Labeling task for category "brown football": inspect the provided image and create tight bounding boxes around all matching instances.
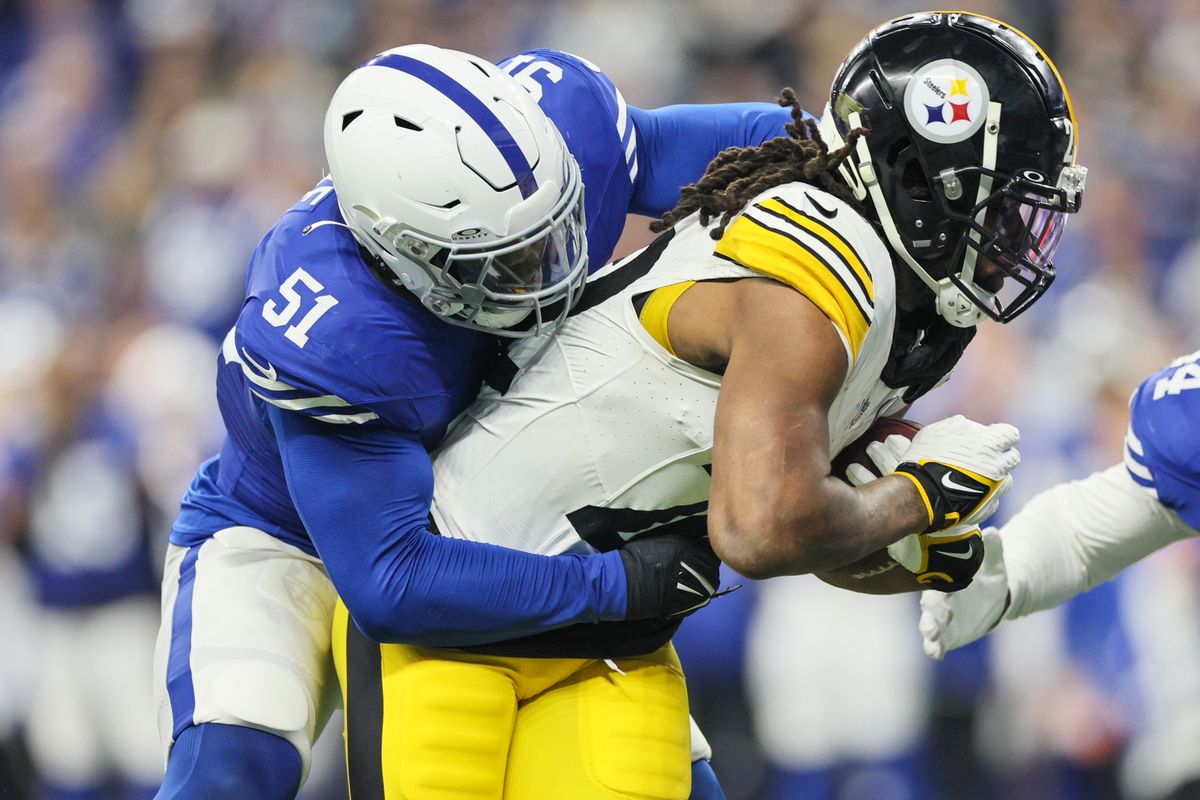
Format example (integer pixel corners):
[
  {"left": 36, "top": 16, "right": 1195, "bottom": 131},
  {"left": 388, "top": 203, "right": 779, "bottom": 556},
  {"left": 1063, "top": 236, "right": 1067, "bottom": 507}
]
[
  {"left": 830, "top": 417, "right": 923, "bottom": 483},
  {"left": 820, "top": 417, "right": 925, "bottom": 595}
]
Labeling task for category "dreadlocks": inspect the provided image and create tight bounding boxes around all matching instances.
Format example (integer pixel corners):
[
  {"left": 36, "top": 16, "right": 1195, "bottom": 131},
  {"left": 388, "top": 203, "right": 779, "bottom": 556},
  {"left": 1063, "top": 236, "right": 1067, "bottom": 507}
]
[{"left": 650, "top": 88, "right": 869, "bottom": 239}]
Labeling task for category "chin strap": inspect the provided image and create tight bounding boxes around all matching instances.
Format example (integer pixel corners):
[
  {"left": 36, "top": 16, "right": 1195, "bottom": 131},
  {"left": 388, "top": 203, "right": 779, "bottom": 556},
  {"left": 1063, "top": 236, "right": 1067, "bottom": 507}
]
[{"left": 818, "top": 104, "right": 1003, "bottom": 328}]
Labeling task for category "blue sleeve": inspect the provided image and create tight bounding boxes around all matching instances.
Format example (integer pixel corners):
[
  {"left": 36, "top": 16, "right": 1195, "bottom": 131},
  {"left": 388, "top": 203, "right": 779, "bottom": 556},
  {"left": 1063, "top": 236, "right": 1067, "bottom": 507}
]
[
  {"left": 267, "top": 405, "right": 628, "bottom": 645},
  {"left": 626, "top": 102, "right": 797, "bottom": 218}
]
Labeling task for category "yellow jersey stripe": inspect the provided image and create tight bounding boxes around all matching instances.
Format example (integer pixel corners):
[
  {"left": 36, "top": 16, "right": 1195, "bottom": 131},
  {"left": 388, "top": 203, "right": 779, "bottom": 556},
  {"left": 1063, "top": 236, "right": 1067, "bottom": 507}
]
[
  {"left": 638, "top": 280, "right": 696, "bottom": 356},
  {"left": 755, "top": 197, "right": 875, "bottom": 305},
  {"left": 714, "top": 214, "right": 871, "bottom": 361},
  {"left": 735, "top": 212, "right": 873, "bottom": 326}
]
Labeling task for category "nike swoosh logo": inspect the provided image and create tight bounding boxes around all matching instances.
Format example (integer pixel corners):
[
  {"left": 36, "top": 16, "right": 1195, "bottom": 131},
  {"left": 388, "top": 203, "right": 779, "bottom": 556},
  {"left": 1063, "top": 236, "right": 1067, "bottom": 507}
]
[
  {"left": 941, "top": 472, "right": 984, "bottom": 494},
  {"left": 807, "top": 195, "right": 838, "bottom": 220},
  {"left": 942, "top": 546, "right": 977, "bottom": 560}
]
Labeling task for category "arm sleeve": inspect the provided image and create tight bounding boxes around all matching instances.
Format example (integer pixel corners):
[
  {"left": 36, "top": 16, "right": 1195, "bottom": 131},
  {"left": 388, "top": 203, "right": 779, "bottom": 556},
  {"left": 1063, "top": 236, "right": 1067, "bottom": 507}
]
[
  {"left": 627, "top": 102, "right": 796, "bottom": 217},
  {"left": 267, "top": 406, "right": 628, "bottom": 645},
  {"left": 1002, "top": 464, "right": 1197, "bottom": 620}
]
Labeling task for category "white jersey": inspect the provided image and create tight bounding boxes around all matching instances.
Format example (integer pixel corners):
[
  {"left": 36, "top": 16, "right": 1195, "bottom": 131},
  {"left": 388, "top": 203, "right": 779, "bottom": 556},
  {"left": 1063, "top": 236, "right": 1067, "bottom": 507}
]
[{"left": 431, "top": 182, "right": 907, "bottom": 555}]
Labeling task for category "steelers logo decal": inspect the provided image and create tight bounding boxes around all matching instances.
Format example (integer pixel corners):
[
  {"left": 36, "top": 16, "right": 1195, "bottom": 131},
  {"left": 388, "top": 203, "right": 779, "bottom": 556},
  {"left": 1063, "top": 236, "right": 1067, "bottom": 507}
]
[{"left": 903, "top": 59, "right": 990, "bottom": 144}]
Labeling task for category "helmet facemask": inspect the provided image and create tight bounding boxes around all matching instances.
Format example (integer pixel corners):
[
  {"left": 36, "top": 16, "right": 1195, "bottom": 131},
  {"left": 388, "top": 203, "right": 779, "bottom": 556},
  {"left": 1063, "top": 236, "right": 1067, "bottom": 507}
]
[
  {"left": 348, "top": 160, "right": 588, "bottom": 337},
  {"left": 938, "top": 163, "right": 1084, "bottom": 323}
]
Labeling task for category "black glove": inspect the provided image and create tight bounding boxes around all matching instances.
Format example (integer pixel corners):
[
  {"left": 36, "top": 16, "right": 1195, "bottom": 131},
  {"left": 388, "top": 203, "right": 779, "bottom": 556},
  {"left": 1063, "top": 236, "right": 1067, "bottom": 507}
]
[
  {"left": 901, "top": 528, "right": 986, "bottom": 593},
  {"left": 619, "top": 529, "right": 722, "bottom": 620},
  {"left": 894, "top": 460, "right": 1007, "bottom": 532},
  {"left": 881, "top": 310, "right": 977, "bottom": 404}
]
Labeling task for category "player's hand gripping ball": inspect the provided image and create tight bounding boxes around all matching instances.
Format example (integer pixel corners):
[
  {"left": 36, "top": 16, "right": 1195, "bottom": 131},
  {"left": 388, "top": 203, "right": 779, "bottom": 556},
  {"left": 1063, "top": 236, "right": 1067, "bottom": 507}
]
[{"left": 826, "top": 418, "right": 986, "bottom": 594}]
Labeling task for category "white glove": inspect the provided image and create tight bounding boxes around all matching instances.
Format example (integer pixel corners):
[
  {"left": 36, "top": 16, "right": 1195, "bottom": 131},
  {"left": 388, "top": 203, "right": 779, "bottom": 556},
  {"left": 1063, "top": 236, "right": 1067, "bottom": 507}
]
[
  {"left": 893, "top": 415, "right": 1020, "bottom": 532},
  {"left": 901, "top": 415, "right": 1021, "bottom": 480},
  {"left": 844, "top": 434, "right": 909, "bottom": 488},
  {"left": 918, "top": 528, "right": 1010, "bottom": 659},
  {"left": 886, "top": 522, "right": 978, "bottom": 573}
]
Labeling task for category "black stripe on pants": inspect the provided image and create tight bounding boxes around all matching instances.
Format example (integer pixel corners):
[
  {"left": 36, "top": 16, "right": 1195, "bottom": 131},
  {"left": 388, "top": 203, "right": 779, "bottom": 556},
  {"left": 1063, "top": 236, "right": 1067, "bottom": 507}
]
[{"left": 345, "top": 619, "right": 385, "bottom": 800}]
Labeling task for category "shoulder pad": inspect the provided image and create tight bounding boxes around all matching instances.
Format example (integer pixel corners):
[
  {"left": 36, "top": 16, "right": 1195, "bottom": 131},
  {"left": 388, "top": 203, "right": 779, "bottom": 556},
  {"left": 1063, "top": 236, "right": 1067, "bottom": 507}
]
[
  {"left": 714, "top": 183, "right": 890, "bottom": 364},
  {"left": 498, "top": 49, "right": 638, "bottom": 270},
  {"left": 499, "top": 49, "right": 637, "bottom": 190}
]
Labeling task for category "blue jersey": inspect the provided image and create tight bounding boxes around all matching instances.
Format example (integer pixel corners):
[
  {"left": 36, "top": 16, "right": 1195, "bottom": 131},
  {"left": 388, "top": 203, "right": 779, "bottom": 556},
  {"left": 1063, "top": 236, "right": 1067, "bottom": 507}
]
[
  {"left": 170, "top": 49, "right": 791, "bottom": 643},
  {"left": 1124, "top": 350, "right": 1200, "bottom": 530},
  {"left": 171, "top": 181, "right": 499, "bottom": 551}
]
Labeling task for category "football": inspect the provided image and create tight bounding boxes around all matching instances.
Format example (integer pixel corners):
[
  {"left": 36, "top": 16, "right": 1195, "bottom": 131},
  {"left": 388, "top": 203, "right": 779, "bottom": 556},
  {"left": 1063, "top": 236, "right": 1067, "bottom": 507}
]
[
  {"left": 830, "top": 417, "right": 923, "bottom": 483},
  {"left": 819, "top": 417, "right": 925, "bottom": 595}
]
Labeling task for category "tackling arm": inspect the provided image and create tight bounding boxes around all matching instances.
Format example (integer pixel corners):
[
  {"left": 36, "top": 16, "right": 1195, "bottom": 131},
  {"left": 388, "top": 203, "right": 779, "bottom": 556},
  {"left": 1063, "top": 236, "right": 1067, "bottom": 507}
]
[
  {"left": 919, "top": 464, "right": 1197, "bottom": 659},
  {"left": 627, "top": 103, "right": 793, "bottom": 217},
  {"left": 269, "top": 406, "right": 628, "bottom": 646}
]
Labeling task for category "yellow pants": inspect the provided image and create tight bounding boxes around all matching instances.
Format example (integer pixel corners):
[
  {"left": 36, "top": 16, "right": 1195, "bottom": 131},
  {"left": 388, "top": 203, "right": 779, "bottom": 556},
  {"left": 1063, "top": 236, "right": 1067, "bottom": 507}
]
[{"left": 332, "top": 601, "right": 692, "bottom": 800}]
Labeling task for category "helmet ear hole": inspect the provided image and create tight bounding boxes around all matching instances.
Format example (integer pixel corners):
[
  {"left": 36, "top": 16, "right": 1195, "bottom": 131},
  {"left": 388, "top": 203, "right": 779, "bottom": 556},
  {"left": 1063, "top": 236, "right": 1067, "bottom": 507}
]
[
  {"left": 900, "top": 157, "right": 932, "bottom": 201},
  {"left": 886, "top": 139, "right": 932, "bottom": 202}
]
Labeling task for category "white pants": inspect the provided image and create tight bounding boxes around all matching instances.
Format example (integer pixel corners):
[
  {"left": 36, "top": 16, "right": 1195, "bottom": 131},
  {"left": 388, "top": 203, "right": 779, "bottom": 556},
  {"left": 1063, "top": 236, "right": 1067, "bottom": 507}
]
[
  {"left": 26, "top": 595, "right": 162, "bottom": 788},
  {"left": 152, "top": 526, "right": 339, "bottom": 778}
]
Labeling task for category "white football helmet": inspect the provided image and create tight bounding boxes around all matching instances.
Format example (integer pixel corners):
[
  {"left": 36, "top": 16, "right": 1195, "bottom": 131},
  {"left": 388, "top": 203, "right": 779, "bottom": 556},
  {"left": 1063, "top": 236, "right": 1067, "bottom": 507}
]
[{"left": 323, "top": 44, "right": 587, "bottom": 336}]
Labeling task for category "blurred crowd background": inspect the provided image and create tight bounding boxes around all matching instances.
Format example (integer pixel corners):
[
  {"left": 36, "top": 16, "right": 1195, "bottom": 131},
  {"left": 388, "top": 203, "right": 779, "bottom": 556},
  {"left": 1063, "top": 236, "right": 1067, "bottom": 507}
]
[{"left": 0, "top": 0, "right": 1198, "bottom": 798}]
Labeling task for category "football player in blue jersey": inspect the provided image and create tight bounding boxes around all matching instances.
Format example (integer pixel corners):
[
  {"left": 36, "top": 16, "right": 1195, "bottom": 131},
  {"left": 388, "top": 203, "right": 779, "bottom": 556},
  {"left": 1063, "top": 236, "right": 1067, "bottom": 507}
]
[
  {"left": 152, "top": 44, "right": 799, "bottom": 800},
  {"left": 917, "top": 349, "right": 1200, "bottom": 658}
]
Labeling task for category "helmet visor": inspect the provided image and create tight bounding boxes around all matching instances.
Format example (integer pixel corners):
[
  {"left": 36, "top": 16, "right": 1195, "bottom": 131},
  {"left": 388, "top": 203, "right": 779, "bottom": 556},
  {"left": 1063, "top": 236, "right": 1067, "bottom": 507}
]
[
  {"left": 955, "top": 174, "right": 1070, "bottom": 322},
  {"left": 443, "top": 201, "right": 585, "bottom": 298},
  {"left": 986, "top": 188, "right": 1068, "bottom": 272}
]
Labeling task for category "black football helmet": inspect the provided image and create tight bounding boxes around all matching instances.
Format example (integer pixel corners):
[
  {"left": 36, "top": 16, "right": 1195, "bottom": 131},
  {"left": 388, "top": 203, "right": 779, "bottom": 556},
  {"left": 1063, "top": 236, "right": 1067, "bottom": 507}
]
[{"left": 817, "top": 11, "right": 1087, "bottom": 326}]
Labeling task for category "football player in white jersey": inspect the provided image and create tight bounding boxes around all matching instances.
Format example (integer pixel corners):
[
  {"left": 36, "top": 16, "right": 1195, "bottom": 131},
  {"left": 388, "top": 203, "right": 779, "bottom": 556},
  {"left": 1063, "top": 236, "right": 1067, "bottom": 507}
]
[
  {"left": 918, "top": 350, "right": 1200, "bottom": 660},
  {"left": 332, "top": 12, "right": 1086, "bottom": 800}
]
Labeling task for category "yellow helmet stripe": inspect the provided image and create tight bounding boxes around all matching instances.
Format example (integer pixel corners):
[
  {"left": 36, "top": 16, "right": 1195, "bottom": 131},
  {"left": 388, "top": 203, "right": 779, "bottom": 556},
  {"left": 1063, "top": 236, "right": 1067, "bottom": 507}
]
[{"left": 937, "top": 11, "right": 1078, "bottom": 156}]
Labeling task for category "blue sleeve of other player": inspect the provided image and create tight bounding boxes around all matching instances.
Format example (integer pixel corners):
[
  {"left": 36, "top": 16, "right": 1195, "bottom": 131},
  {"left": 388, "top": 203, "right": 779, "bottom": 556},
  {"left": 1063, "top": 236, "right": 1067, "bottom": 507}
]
[
  {"left": 267, "top": 406, "right": 628, "bottom": 645},
  {"left": 626, "top": 102, "right": 796, "bottom": 218}
]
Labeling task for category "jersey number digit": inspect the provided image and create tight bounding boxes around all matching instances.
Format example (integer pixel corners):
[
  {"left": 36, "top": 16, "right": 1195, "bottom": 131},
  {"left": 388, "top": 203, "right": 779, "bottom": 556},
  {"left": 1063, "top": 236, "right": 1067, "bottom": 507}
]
[
  {"left": 262, "top": 267, "right": 338, "bottom": 348},
  {"left": 501, "top": 55, "right": 563, "bottom": 103},
  {"left": 301, "top": 183, "right": 333, "bottom": 207},
  {"left": 1154, "top": 360, "right": 1200, "bottom": 400}
]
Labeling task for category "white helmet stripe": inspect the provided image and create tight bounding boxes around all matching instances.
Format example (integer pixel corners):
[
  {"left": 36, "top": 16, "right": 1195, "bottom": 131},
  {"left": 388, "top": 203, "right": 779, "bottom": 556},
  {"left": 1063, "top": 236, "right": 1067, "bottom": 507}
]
[{"left": 362, "top": 53, "right": 539, "bottom": 198}]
